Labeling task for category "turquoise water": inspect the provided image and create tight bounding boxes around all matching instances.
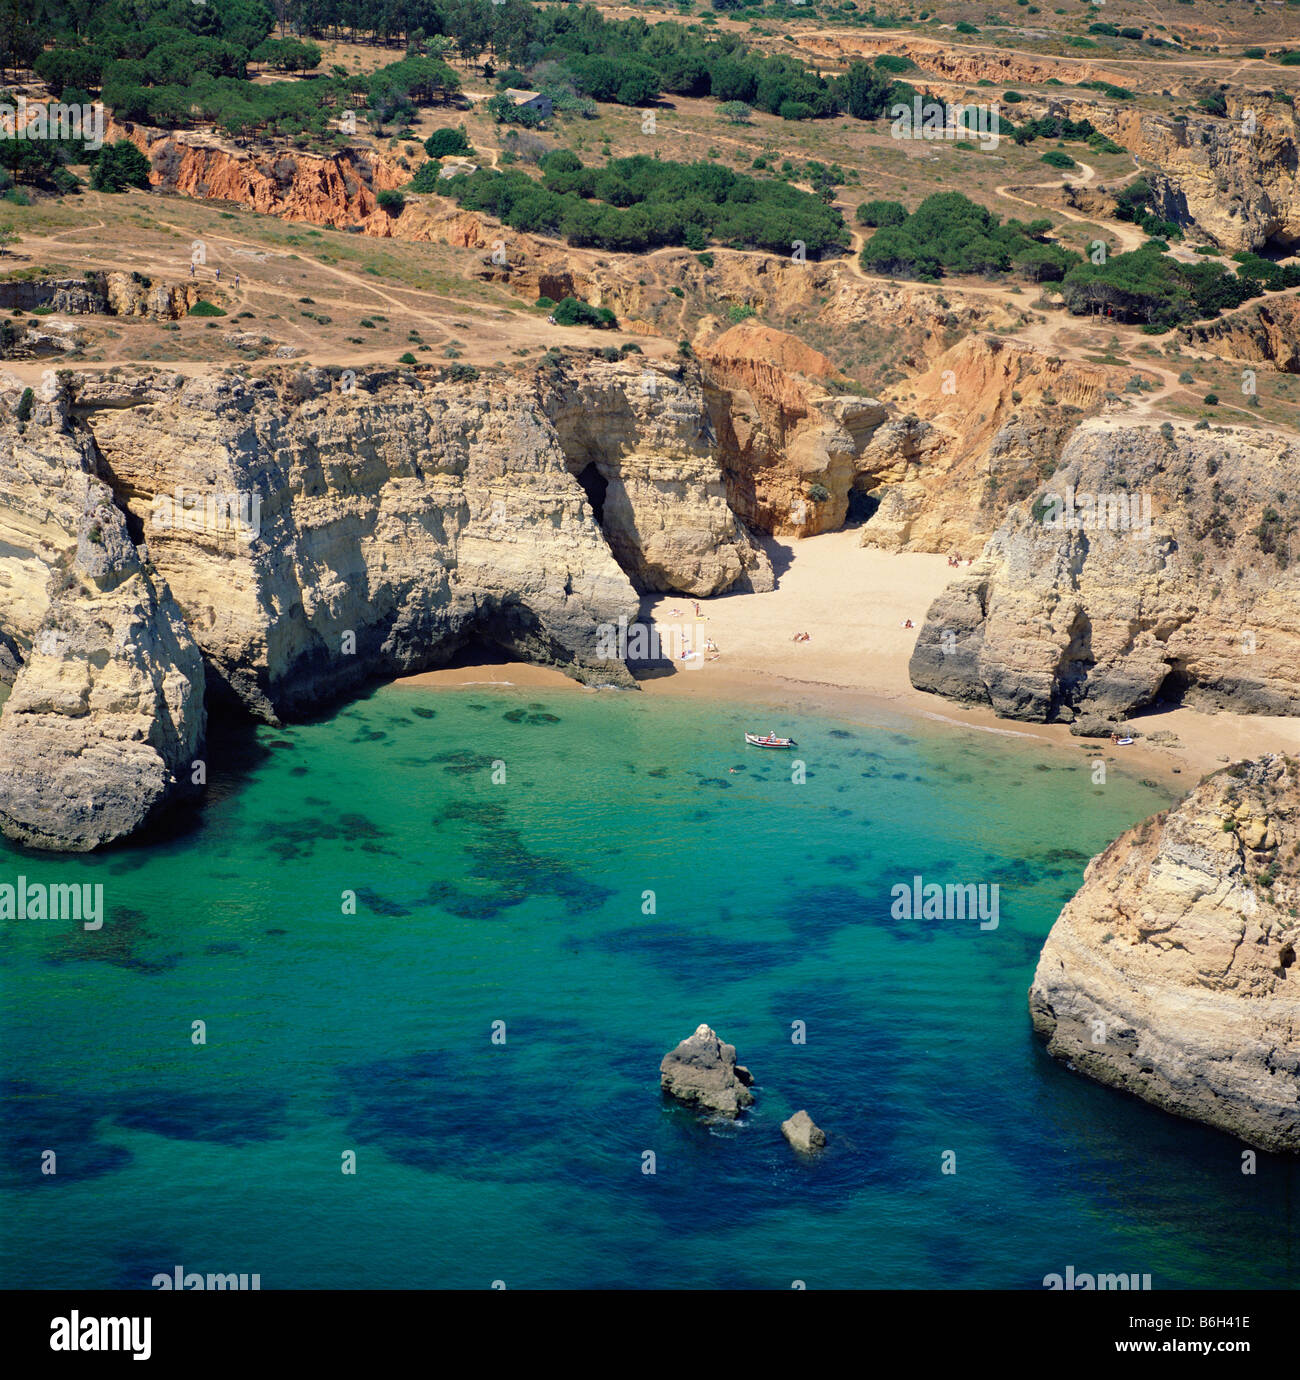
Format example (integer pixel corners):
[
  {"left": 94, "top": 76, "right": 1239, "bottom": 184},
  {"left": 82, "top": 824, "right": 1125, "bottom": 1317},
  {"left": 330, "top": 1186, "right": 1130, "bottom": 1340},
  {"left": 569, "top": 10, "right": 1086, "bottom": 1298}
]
[{"left": 0, "top": 685, "right": 1295, "bottom": 1289}]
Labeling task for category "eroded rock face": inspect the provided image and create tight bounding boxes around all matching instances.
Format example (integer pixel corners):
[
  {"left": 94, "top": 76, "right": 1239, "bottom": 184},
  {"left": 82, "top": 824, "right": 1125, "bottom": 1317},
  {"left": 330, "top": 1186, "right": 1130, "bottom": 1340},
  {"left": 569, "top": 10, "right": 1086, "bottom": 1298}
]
[
  {"left": 869, "top": 335, "right": 1118, "bottom": 556},
  {"left": 1182, "top": 297, "right": 1300, "bottom": 375},
  {"left": 1029, "top": 754, "right": 1300, "bottom": 1153},
  {"left": 795, "top": 32, "right": 1131, "bottom": 90},
  {"left": 541, "top": 357, "right": 773, "bottom": 595},
  {"left": 910, "top": 421, "right": 1300, "bottom": 722},
  {"left": 114, "top": 120, "right": 405, "bottom": 235},
  {"left": 0, "top": 394, "right": 204, "bottom": 851},
  {"left": 660, "top": 1023, "right": 755, "bottom": 1118},
  {"left": 79, "top": 366, "right": 647, "bottom": 718},
  {"left": 0, "top": 356, "right": 787, "bottom": 847},
  {"left": 0, "top": 275, "right": 200, "bottom": 352},
  {"left": 1053, "top": 97, "right": 1300, "bottom": 253},
  {"left": 700, "top": 323, "right": 899, "bottom": 537},
  {"left": 60, "top": 359, "right": 772, "bottom": 718}
]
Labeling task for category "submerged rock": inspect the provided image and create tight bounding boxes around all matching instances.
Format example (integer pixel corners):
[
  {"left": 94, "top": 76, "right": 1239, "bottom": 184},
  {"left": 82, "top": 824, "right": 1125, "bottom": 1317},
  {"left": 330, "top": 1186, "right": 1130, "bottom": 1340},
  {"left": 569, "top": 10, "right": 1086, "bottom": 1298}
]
[
  {"left": 659, "top": 1023, "right": 755, "bottom": 1118},
  {"left": 781, "top": 1110, "right": 826, "bottom": 1153},
  {"left": 1029, "top": 753, "right": 1300, "bottom": 1153}
]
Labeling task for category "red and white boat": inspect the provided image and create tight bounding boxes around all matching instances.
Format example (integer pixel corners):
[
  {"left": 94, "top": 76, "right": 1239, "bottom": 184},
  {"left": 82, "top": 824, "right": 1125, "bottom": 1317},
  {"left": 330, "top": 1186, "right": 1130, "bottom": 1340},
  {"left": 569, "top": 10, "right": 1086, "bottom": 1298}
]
[{"left": 744, "top": 732, "right": 797, "bottom": 749}]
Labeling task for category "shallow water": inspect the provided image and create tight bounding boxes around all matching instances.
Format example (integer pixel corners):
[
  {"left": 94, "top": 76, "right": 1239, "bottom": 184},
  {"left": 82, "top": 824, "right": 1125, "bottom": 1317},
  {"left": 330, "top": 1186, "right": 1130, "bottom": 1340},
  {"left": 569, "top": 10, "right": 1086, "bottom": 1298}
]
[{"left": 1, "top": 685, "right": 1294, "bottom": 1289}]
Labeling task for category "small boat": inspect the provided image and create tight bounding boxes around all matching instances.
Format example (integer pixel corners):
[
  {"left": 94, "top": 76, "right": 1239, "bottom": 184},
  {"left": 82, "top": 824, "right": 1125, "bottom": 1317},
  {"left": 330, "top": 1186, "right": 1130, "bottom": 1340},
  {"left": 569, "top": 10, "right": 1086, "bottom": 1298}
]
[
  {"left": 1116, "top": 737, "right": 1134, "bottom": 746},
  {"left": 745, "top": 732, "right": 797, "bottom": 749}
]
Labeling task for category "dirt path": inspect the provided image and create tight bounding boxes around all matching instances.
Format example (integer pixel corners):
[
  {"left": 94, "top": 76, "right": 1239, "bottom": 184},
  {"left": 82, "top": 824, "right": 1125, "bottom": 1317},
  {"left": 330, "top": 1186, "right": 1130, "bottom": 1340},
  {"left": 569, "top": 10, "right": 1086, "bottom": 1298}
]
[{"left": 994, "top": 161, "right": 1148, "bottom": 256}]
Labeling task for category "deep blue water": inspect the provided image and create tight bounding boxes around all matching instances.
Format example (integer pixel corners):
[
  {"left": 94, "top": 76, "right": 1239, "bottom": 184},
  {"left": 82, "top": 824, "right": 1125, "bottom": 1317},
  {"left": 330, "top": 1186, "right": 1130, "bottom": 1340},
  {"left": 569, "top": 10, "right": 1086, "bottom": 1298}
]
[{"left": 0, "top": 685, "right": 1295, "bottom": 1289}]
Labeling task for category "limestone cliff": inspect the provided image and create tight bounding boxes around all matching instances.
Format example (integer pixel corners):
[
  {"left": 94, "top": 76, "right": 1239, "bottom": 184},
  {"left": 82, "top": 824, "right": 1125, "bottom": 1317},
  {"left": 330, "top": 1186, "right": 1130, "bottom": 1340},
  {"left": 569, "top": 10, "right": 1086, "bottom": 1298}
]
[
  {"left": 77, "top": 365, "right": 644, "bottom": 718},
  {"left": 1030, "top": 754, "right": 1300, "bottom": 1153},
  {"left": 700, "top": 322, "right": 913, "bottom": 537},
  {"left": 540, "top": 357, "right": 772, "bottom": 595},
  {"left": 0, "top": 357, "right": 780, "bottom": 846},
  {"left": 910, "top": 420, "right": 1300, "bottom": 721},
  {"left": 868, "top": 335, "right": 1122, "bottom": 556},
  {"left": 1054, "top": 97, "right": 1300, "bottom": 253},
  {"left": 1182, "top": 296, "right": 1300, "bottom": 374},
  {"left": 74, "top": 358, "right": 770, "bottom": 705},
  {"left": 0, "top": 389, "right": 205, "bottom": 851}
]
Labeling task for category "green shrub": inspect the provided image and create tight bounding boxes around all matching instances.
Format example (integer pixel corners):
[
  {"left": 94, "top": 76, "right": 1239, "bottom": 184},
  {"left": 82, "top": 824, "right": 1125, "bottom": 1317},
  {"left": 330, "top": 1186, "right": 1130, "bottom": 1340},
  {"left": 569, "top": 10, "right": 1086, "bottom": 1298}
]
[
  {"left": 189, "top": 300, "right": 225, "bottom": 317},
  {"left": 424, "top": 127, "right": 473, "bottom": 159},
  {"left": 446, "top": 153, "right": 848, "bottom": 257},
  {"left": 552, "top": 296, "right": 616, "bottom": 328},
  {"left": 856, "top": 198, "right": 907, "bottom": 227},
  {"left": 861, "top": 191, "right": 1080, "bottom": 283}
]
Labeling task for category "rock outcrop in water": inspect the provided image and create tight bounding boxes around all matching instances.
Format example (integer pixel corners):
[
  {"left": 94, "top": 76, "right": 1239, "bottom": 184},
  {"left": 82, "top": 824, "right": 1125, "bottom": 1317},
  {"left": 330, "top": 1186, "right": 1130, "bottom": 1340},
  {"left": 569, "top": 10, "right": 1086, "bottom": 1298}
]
[
  {"left": 781, "top": 1109, "right": 826, "bottom": 1152},
  {"left": 0, "top": 394, "right": 204, "bottom": 850},
  {"left": 660, "top": 1024, "right": 755, "bottom": 1117},
  {"left": 1029, "top": 754, "right": 1300, "bottom": 1153},
  {"left": 910, "top": 420, "right": 1300, "bottom": 722}
]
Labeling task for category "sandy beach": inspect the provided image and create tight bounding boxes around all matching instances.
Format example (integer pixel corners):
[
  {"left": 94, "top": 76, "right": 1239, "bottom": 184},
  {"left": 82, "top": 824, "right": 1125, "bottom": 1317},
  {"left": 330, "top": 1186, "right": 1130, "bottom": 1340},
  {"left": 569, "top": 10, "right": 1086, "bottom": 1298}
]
[{"left": 397, "top": 527, "right": 1300, "bottom": 786}]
